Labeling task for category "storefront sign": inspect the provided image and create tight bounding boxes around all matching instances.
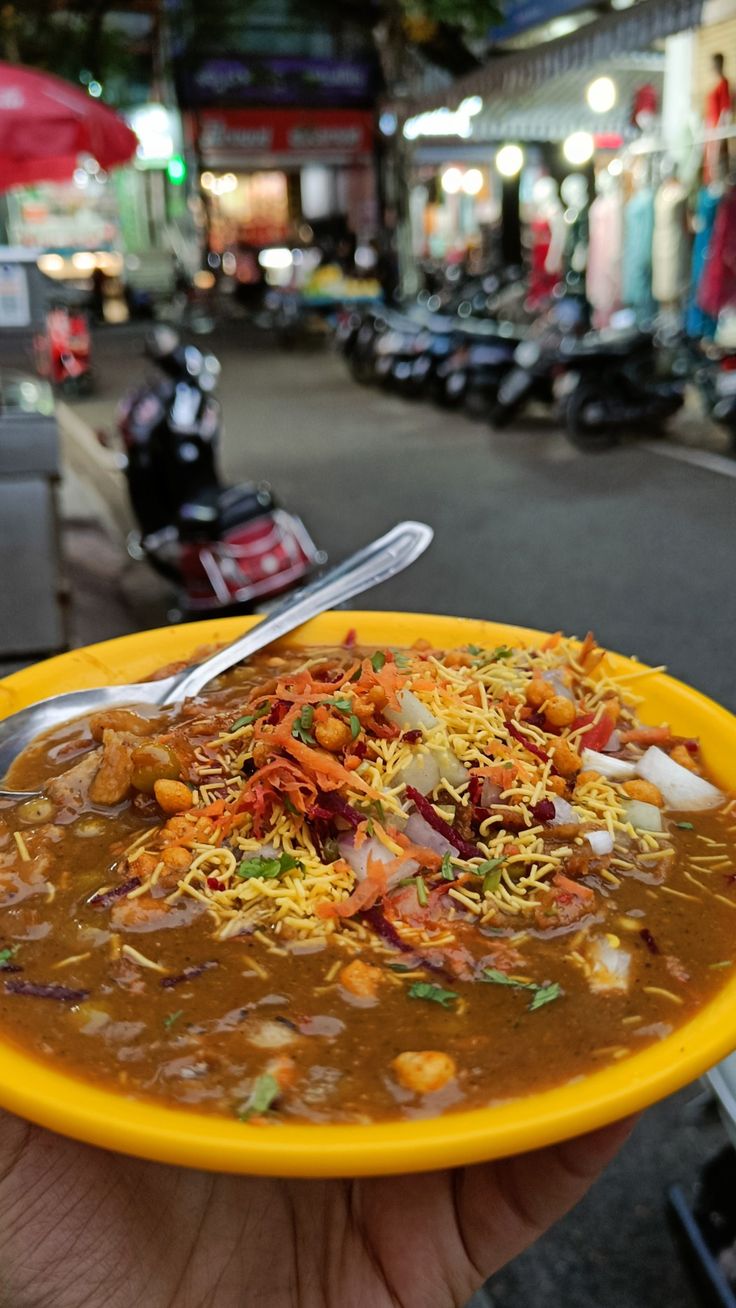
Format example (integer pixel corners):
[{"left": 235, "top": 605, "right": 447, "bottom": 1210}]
[
  {"left": 182, "top": 58, "right": 375, "bottom": 109},
  {"left": 191, "top": 109, "right": 374, "bottom": 166}
]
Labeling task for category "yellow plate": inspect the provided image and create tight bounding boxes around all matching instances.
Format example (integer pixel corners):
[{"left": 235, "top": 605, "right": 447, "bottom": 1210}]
[{"left": 1, "top": 610, "right": 735, "bottom": 1178}]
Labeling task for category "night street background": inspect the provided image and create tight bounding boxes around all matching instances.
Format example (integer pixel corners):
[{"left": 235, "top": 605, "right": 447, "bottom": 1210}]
[{"left": 7, "top": 321, "right": 735, "bottom": 1308}]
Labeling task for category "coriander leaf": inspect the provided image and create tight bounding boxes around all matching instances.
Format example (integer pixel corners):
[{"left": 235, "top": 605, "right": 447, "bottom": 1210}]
[
  {"left": 466, "top": 644, "right": 482, "bottom": 656},
  {"left": 528, "top": 982, "right": 562, "bottom": 1011},
  {"left": 283, "top": 795, "right": 298, "bottom": 815},
  {"left": 292, "top": 705, "right": 316, "bottom": 745},
  {"left": 366, "top": 818, "right": 375, "bottom": 836},
  {"left": 408, "top": 982, "right": 459, "bottom": 1008},
  {"left": 475, "top": 857, "right": 505, "bottom": 877},
  {"left": 440, "top": 853, "right": 455, "bottom": 881},
  {"left": 391, "top": 649, "right": 410, "bottom": 669},
  {"left": 349, "top": 666, "right": 362, "bottom": 682},
  {"left": 163, "top": 1010, "right": 183, "bottom": 1030},
  {"left": 237, "top": 851, "right": 301, "bottom": 880},
  {"left": 0, "top": 946, "right": 18, "bottom": 966},
  {"left": 325, "top": 696, "right": 352, "bottom": 713},
  {"left": 490, "top": 645, "right": 513, "bottom": 661},
  {"left": 239, "top": 1072, "right": 280, "bottom": 1120},
  {"left": 371, "top": 651, "right": 387, "bottom": 672},
  {"left": 415, "top": 875, "right": 428, "bottom": 908},
  {"left": 480, "top": 967, "right": 535, "bottom": 990},
  {"left": 349, "top": 714, "right": 361, "bottom": 739},
  {"left": 483, "top": 866, "right": 503, "bottom": 895},
  {"left": 676, "top": 821, "right": 694, "bottom": 830},
  {"left": 230, "top": 715, "right": 254, "bottom": 732},
  {"left": 388, "top": 963, "right": 414, "bottom": 973}
]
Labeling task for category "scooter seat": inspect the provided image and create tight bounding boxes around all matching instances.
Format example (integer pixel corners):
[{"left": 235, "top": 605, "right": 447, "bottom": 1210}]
[{"left": 178, "top": 482, "right": 274, "bottom": 540}]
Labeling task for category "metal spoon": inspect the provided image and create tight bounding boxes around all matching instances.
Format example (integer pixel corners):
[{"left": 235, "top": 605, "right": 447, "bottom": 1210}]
[{"left": 0, "top": 520, "right": 433, "bottom": 799}]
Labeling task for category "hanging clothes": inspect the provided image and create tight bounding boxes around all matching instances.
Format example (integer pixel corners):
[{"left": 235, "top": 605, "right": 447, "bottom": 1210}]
[
  {"left": 704, "top": 74, "right": 732, "bottom": 185},
  {"left": 528, "top": 216, "right": 559, "bottom": 307},
  {"left": 686, "top": 185, "right": 722, "bottom": 337},
  {"left": 652, "top": 177, "right": 691, "bottom": 305},
  {"left": 622, "top": 186, "right": 656, "bottom": 319},
  {"left": 698, "top": 184, "right": 736, "bottom": 320},
  {"left": 586, "top": 190, "right": 623, "bottom": 327}
]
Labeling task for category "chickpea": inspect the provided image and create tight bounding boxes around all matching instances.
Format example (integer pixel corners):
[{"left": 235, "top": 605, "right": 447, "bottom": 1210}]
[
  {"left": 367, "top": 685, "right": 388, "bottom": 710},
  {"left": 340, "top": 959, "right": 382, "bottom": 1000},
  {"left": 443, "top": 651, "right": 473, "bottom": 669},
  {"left": 153, "top": 779, "right": 194, "bottom": 815},
  {"left": 547, "top": 774, "right": 568, "bottom": 797},
  {"left": 551, "top": 739, "right": 582, "bottom": 777},
  {"left": 251, "top": 741, "right": 272, "bottom": 769},
  {"left": 130, "top": 743, "right": 180, "bottom": 793},
  {"left": 314, "top": 716, "right": 352, "bottom": 752},
  {"left": 412, "top": 639, "right": 432, "bottom": 651},
  {"left": 603, "top": 696, "right": 621, "bottom": 724},
  {"left": 352, "top": 697, "right": 376, "bottom": 724},
  {"left": 622, "top": 779, "right": 664, "bottom": 808},
  {"left": 575, "top": 770, "right": 601, "bottom": 789},
  {"left": 670, "top": 744, "right": 701, "bottom": 775},
  {"left": 16, "top": 797, "right": 55, "bottom": 825},
  {"left": 545, "top": 696, "right": 576, "bottom": 728},
  {"left": 392, "top": 1050, "right": 457, "bottom": 1095},
  {"left": 161, "top": 845, "right": 192, "bottom": 872},
  {"left": 526, "top": 678, "right": 556, "bottom": 710}
]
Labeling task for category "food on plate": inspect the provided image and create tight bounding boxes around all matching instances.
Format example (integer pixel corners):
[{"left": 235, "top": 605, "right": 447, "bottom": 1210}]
[{"left": 0, "top": 631, "right": 733, "bottom": 1126}]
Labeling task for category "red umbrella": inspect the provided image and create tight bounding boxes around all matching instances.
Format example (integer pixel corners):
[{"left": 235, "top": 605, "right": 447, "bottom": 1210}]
[{"left": 0, "top": 62, "right": 138, "bottom": 191}]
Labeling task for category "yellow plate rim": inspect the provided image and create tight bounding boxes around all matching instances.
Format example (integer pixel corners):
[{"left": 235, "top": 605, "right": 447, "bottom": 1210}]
[{"left": 0, "top": 610, "right": 735, "bottom": 1178}]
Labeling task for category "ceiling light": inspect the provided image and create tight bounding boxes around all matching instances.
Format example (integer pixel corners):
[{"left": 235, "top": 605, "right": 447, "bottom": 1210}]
[
  {"left": 441, "top": 167, "right": 464, "bottom": 194},
  {"left": 461, "top": 168, "right": 484, "bottom": 195},
  {"left": 587, "top": 76, "right": 617, "bottom": 114},
  {"left": 563, "top": 131, "right": 595, "bottom": 165},
  {"left": 495, "top": 144, "right": 524, "bottom": 177}
]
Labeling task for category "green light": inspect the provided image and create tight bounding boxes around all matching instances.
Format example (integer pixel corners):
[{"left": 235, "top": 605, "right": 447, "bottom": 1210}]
[{"left": 167, "top": 155, "right": 187, "bottom": 185}]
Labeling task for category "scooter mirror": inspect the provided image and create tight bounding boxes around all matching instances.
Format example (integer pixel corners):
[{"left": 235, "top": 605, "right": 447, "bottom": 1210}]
[
  {"left": 147, "top": 325, "right": 180, "bottom": 358},
  {"left": 184, "top": 345, "right": 203, "bottom": 377}
]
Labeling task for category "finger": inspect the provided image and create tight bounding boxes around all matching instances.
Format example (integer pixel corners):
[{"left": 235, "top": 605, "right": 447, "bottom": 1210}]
[{"left": 453, "top": 1115, "right": 638, "bottom": 1289}]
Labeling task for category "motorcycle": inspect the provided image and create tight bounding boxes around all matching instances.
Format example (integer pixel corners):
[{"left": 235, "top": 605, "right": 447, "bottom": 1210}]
[
  {"left": 490, "top": 292, "right": 590, "bottom": 430},
  {"left": 33, "top": 302, "right": 93, "bottom": 395},
  {"left": 686, "top": 337, "right": 736, "bottom": 454},
  {"left": 559, "top": 324, "right": 687, "bottom": 452},
  {"left": 117, "top": 326, "right": 323, "bottom": 615}
]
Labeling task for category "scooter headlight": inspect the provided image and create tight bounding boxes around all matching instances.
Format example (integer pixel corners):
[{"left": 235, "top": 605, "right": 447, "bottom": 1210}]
[{"left": 514, "top": 340, "right": 540, "bottom": 368}]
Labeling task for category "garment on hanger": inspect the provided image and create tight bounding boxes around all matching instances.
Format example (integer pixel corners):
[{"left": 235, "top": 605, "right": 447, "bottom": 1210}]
[
  {"left": 622, "top": 185, "right": 656, "bottom": 319},
  {"left": 652, "top": 177, "right": 691, "bottom": 304},
  {"left": 686, "top": 185, "right": 722, "bottom": 336},
  {"left": 704, "top": 74, "right": 732, "bottom": 184},
  {"left": 698, "top": 184, "right": 736, "bottom": 319},
  {"left": 586, "top": 191, "right": 623, "bottom": 327},
  {"left": 528, "top": 216, "right": 559, "bottom": 306}
]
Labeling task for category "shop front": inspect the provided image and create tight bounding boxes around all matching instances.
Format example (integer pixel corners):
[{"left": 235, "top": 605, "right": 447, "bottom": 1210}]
[{"left": 186, "top": 107, "right": 377, "bottom": 253}]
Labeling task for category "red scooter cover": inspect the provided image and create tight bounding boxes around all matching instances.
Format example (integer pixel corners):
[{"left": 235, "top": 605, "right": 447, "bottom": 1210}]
[{"left": 179, "top": 509, "right": 316, "bottom": 611}]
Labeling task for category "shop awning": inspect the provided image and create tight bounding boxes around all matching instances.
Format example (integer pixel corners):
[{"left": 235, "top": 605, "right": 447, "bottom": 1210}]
[
  {"left": 405, "top": 0, "right": 702, "bottom": 112},
  {"left": 467, "top": 53, "right": 664, "bottom": 143}
]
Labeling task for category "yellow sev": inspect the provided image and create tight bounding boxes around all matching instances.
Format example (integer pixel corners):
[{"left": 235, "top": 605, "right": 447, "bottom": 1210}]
[{"left": 117, "top": 637, "right": 676, "bottom": 943}]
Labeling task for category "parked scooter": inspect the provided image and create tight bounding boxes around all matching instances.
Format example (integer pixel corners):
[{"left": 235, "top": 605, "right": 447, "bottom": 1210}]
[
  {"left": 490, "top": 293, "right": 590, "bottom": 429},
  {"left": 559, "top": 322, "right": 687, "bottom": 451},
  {"left": 117, "top": 326, "right": 323, "bottom": 614},
  {"left": 686, "top": 336, "right": 736, "bottom": 454}
]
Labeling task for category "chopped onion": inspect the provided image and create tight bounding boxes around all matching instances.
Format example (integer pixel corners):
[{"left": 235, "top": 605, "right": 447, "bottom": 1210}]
[
  {"left": 581, "top": 748, "right": 637, "bottom": 780},
  {"left": 432, "top": 747, "right": 469, "bottom": 789},
  {"left": 601, "top": 729, "right": 622, "bottom": 754},
  {"left": 546, "top": 668, "right": 575, "bottom": 703},
  {"left": 586, "top": 830, "right": 614, "bottom": 856},
  {"left": 404, "top": 812, "right": 454, "bottom": 857},
  {"left": 384, "top": 689, "right": 438, "bottom": 733},
  {"left": 549, "top": 796, "right": 579, "bottom": 826},
  {"left": 587, "top": 937, "right": 631, "bottom": 994},
  {"left": 338, "top": 836, "right": 417, "bottom": 889},
  {"left": 622, "top": 799, "right": 663, "bottom": 833},
  {"left": 394, "top": 749, "right": 441, "bottom": 795},
  {"left": 480, "top": 778, "right": 501, "bottom": 807},
  {"left": 636, "top": 745, "right": 724, "bottom": 812}
]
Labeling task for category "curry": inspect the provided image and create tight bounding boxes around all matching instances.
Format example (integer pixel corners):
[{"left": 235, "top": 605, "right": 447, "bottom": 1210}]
[{"left": 0, "top": 633, "right": 733, "bottom": 1125}]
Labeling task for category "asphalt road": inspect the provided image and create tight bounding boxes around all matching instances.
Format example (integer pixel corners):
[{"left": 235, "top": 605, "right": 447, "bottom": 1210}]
[{"left": 14, "top": 320, "right": 736, "bottom": 1308}]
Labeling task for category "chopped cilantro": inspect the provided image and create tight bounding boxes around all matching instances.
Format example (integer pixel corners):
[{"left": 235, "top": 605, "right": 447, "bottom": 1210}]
[
  {"left": 387, "top": 963, "right": 414, "bottom": 973},
  {"left": 415, "top": 875, "right": 428, "bottom": 908},
  {"left": 292, "top": 705, "right": 316, "bottom": 745},
  {"left": 408, "top": 982, "right": 459, "bottom": 1008},
  {"left": 528, "top": 982, "right": 562, "bottom": 1011},
  {"left": 230, "top": 703, "right": 269, "bottom": 731},
  {"left": 440, "top": 853, "right": 456, "bottom": 881},
  {"left": 481, "top": 967, "right": 534, "bottom": 990},
  {"left": 163, "top": 1010, "right": 183, "bottom": 1030},
  {"left": 239, "top": 1072, "right": 280, "bottom": 1120},
  {"left": 349, "top": 714, "right": 361, "bottom": 740},
  {"left": 676, "top": 821, "right": 695, "bottom": 830},
  {"left": 466, "top": 644, "right": 482, "bottom": 656},
  {"left": 490, "top": 645, "right": 513, "bottom": 661},
  {"left": 237, "top": 851, "right": 302, "bottom": 880},
  {"left": 391, "top": 649, "right": 410, "bottom": 669},
  {"left": 371, "top": 650, "right": 387, "bottom": 673},
  {"left": 283, "top": 795, "right": 298, "bottom": 816},
  {"left": 475, "top": 858, "right": 505, "bottom": 895},
  {"left": 325, "top": 696, "right": 352, "bottom": 714},
  {"left": 366, "top": 818, "right": 375, "bottom": 836},
  {"left": 0, "top": 946, "right": 18, "bottom": 966}
]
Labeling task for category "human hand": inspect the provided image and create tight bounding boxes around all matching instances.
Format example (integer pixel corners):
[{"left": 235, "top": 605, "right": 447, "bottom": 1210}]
[{"left": 0, "top": 1109, "right": 634, "bottom": 1307}]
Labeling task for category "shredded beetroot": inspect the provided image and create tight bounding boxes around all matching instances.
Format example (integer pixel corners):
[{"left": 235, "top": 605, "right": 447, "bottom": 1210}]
[
  {"left": 507, "top": 722, "right": 549, "bottom": 763},
  {"left": 361, "top": 906, "right": 449, "bottom": 977},
  {"left": 468, "top": 775, "right": 483, "bottom": 807},
  {"left": 206, "top": 877, "right": 224, "bottom": 891},
  {"left": 317, "top": 792, "right": 363, "bottom": 829},
  {"left": 343, "top": 627, "right": 357, "bottom": 648},
  {"left": 531, "top": 799, "right": 556, "bottom": 824},
  {"left": 161, "top": 961, "right": 218, "bottom": 990},
  {"left": 350, "top": 740, "right": 368, "bottom": 760},
  {"left": 88, "top": 876, "right": 141, "bottom": 908},
  {"left": 307, "top": 803, "right": 333, "bottom": 822},
  {"left": 267, "top": 700, "right": 289, "bottom": 725},
  {"left": 405, "top": 786, "right": 482, "bottom": 860},
  {"left": 402, "top": 729, "right": 423, "bottom": 744},
  {"left": 639, "top": 928, "right": 660, "bottom": 955},
  {"left": 5, "top": 980, "right": 89, "bottom": 1002}
]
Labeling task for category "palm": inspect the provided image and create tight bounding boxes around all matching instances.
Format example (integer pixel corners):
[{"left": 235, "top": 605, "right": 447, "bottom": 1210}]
[{"left": 0, "top": 1111, "right": 632, "bottom": 1307}]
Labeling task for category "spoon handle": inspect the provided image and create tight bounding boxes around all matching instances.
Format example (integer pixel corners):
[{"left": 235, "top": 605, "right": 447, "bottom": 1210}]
[{"left": 161, "top": 521, "right": 433, "bottom": 705}]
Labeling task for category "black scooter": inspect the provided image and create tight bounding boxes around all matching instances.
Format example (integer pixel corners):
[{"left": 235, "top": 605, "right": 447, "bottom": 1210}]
[{"left": 117, "top": 327, "right": 323, "bottom": 613}]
